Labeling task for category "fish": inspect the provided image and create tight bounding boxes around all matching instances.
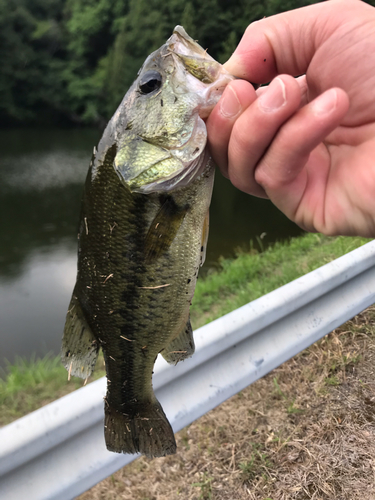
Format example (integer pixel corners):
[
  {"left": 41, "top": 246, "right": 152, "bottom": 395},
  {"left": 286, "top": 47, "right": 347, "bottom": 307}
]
[{"left": 61, "top": 26, "right": 233, "bottom": 458}]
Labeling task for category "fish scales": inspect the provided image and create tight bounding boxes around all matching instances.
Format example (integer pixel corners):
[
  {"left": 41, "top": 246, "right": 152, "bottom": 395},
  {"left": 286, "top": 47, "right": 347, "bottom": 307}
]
[{"left": 61, "top": 26, "right": 233, "bottom": 458}]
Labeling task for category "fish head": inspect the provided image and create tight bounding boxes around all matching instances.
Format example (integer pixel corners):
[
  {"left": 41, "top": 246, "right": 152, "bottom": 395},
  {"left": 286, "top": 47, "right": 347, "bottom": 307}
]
[{"left": 109, "top": 26, "right": 234, "bottom": 193}]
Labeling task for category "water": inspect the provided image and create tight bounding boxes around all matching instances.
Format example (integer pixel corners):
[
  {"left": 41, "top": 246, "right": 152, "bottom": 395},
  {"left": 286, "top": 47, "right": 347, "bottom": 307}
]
[{"left": 0, "top": 129, "right": 302, "bottom": 367}]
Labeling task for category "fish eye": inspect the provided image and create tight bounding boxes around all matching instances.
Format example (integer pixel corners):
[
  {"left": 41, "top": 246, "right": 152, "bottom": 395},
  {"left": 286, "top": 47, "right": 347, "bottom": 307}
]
[{"left": 139, "top": 70, "right": 162, "bottom": 94}]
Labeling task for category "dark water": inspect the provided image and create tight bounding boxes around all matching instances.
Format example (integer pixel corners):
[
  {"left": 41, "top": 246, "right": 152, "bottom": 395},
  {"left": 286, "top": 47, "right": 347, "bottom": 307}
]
[{"left": 0, "top": 129, "right": 302, "bottom": 367}]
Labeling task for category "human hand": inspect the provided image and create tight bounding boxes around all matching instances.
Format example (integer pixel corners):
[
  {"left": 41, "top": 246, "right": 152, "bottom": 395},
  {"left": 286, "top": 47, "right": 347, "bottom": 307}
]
[{"left": 207, "top": 0, "right": 375, "bottom": 236}]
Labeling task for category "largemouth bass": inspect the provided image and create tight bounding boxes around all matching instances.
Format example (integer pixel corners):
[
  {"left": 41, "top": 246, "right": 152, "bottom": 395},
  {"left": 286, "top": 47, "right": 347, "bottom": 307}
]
[{"left": 61, "top": 26, "right": 233, "bottom": 458}]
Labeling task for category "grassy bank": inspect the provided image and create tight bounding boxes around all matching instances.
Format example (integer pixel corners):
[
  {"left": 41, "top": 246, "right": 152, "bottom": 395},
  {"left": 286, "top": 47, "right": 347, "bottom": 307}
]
[
  {"left": 0, "top": 354, "right": 106, "bottom": 426},
  {"left": 191, "top": 233, "right": 370, "bottom": 327},
  {"left": 0, "top": 233, "right": 370, "bottom": 428}
]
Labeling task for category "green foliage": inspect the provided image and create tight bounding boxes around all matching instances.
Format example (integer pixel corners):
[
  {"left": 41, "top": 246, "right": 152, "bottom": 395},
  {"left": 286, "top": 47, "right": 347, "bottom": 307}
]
[
  {"left": 0, "top": 354, "right": 75, "bottom": 424},
  {"left": 286, "top": 400, "right": 305, "bottom": 414},
  {"left": 265, "top": 0, "right": 318, "bottom": 16},
  {"left": 272, "top": 376, "right": 286, "bottom": 399},
  {"left": 0, "top": 0, "right": 67, "bottom": 124},
  {"left": 325, "top": 375, "right": 340, "bottom": 387},
  {"left": 0, "top": 0, "right": 330, "bottom": 126}
]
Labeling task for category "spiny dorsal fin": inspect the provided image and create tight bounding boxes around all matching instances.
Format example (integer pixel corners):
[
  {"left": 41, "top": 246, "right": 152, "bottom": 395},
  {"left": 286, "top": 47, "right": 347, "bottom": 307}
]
[
  {"left": 61, "top": 291, "right": 99, "bottom": 380},
  {"left": 144, "top": 196, "right": 189, "bottom": 264}
]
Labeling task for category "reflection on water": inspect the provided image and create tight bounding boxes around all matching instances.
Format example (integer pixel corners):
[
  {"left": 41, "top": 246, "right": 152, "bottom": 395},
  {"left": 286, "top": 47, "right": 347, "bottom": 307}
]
[
  {"left": 0, "top": 244, "right": 76, "bottom": 363},
  {"left": 0, "top": 128, "right": 101, "bottom": 367},
  {"left": 0, "top": 129, "right": 100, "bottom": 281},
  {"left": 0, "top": 128, "right": 302, "bottom": 367}
]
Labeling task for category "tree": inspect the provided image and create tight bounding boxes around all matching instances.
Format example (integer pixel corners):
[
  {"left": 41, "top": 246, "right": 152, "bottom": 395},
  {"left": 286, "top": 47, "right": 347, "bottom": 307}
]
[
  {"left": 0, "top": 0, "right": 67, "bottom": 125},
  {"left": 2, "top": 0, "right": 357, "bottom": 127}
]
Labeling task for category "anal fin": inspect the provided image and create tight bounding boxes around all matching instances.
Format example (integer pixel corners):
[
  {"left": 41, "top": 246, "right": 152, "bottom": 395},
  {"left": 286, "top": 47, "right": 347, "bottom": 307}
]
[
  {"left": 161, "top": 316, "right": 195, "bottom": 365},
  {"left": 61, "top": 291, "right": 99, "bottom": 379}
]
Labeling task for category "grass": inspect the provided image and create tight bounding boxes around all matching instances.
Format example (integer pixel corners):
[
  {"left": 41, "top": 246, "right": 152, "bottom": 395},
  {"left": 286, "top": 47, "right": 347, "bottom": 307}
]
[
  {"left": 192, "top": 473, "right": 214, "bottom": 499},
  {"left": 0, "top": 353, "right": 106, "bottom": 426},
  {"left": 191, "top": 233, "right": 370, "bottom": 327}
]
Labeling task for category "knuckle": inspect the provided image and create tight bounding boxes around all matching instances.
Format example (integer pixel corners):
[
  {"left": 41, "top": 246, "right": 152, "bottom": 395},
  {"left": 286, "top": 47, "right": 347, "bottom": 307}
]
[
  {"left": 232, "top": 121, "right": 251, "bottom": 151},
  {"left": 228, "top": 167, "right": 250, "bottom": 192},
  {"left": 254, "top": 162, "right": 278, "bottom": 191}
]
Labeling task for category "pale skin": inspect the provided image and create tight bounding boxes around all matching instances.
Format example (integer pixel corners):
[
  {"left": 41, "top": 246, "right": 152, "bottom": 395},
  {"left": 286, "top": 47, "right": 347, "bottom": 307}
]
[{"left": 207, "top": 0, "right": 375, "bottom": 237}]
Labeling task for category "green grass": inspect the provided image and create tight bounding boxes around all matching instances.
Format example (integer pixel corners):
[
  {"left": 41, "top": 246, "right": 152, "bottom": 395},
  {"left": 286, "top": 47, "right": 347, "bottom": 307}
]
[
  {"left": 191, "top": 233, "right": 370, "bottom": 327},
  {"left": 0, "top": 233, "right": 370, "bottom": 426},
  {"left": 0, "top": 354, "right": 66, "bottom": 399},
  {"left": 192, "top": 473, "right": 214, "bottom": 499},
  {"left": 0, "top": 353, "right": 105, "bottom": 426}
]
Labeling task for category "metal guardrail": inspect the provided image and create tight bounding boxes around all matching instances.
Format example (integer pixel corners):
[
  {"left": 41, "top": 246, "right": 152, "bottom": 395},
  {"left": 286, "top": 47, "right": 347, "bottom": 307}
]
[{"left": 1, "top": 240, "right": 375, "bottom": 500}]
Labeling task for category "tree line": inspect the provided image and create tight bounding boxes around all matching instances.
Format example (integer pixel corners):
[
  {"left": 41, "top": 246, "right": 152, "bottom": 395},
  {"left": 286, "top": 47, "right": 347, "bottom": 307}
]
[{"left": 0, "top": 0, "right": 370, "bottom": 127}]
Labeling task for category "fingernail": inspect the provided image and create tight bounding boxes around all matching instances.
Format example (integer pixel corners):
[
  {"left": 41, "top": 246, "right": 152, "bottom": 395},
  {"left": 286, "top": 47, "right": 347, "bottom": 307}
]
[
  {"left": 312, "top": 88, "right": 337, "bottom": 115},
  {"left": 258, "top": 77, "right": 286, "bottom": 112},
  {"left": 219, "top": 85, "right": 241, "bottom": 118},
  {"left": 223, "top": 55, "right": 246, "bottom": 78}
]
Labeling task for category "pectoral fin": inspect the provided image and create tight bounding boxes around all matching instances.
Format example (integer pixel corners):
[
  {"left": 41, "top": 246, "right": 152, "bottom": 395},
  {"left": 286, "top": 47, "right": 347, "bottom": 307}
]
[
  {"left": 161, "top": 316, "right": 195, "bottom": 364},
  {"left": 61, "top": 291, "right": 99, "bottom": 379},
  {"left": 144, "top": 196, "right": 189, "bottom": 263}
]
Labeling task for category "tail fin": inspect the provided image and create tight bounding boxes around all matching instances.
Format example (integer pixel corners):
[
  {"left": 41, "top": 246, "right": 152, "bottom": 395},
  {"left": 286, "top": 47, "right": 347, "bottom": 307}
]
[{"left": 104, "top": 398, "right": 176, "bottom": 458}]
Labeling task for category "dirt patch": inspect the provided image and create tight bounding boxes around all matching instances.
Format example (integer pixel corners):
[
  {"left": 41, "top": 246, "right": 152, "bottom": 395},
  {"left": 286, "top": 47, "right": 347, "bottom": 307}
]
[{"left": 79, "top": 307, "right": 375, "bottom": 500}]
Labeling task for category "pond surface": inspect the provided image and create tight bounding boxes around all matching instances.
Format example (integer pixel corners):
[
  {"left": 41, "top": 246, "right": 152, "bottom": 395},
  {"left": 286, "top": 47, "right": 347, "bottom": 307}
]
[{"left": 0, "top": 128, "right": 302, "bottom": 367}]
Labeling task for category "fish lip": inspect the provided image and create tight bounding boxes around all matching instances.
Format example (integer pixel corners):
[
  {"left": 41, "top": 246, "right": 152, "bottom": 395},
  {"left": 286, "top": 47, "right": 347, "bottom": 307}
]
[
  {"left": 166, "top": 26, "right": 217, "bottom": 78},
  {"left": 165, "top": 26, "right": 234, "bottom": 115},
  {"left": 169, "top": 26, "right": 214, "bottom": 60},
  {"left": 197, "top": 73, "right": 235, "bottom": 119}
]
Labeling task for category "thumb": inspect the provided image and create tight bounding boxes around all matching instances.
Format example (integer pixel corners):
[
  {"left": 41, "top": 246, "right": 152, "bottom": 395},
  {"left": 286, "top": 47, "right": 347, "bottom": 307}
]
[{"left": 224, "top": 0, "right": 371, "bottom": 84}]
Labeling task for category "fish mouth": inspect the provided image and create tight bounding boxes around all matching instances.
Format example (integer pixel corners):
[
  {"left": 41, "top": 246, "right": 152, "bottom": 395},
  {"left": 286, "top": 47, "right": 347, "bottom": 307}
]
[{"left": 167, "top": 26, "right": 234, "bottom": 118}]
